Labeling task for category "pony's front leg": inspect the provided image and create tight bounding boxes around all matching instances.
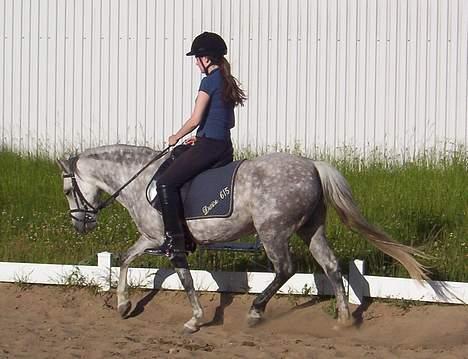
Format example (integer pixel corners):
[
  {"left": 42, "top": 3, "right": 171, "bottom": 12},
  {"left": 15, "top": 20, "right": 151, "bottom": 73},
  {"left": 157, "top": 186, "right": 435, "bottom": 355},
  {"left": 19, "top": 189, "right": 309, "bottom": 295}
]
[
  {"left": 170, "top": 253, "right": 204, "bottom": 333},
  {"left": 117, "top": 262, "right": 132, "bottom": 318},
  {"left": 117, "top": 235, "right": 155, "bottom": 318}
]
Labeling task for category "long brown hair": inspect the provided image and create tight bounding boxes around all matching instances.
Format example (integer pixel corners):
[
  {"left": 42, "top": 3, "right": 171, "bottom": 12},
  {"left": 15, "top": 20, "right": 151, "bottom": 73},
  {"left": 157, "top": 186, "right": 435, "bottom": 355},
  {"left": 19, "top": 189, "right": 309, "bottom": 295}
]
[{"left": 209, "top": 56, "right": 247, "bottom": 107}]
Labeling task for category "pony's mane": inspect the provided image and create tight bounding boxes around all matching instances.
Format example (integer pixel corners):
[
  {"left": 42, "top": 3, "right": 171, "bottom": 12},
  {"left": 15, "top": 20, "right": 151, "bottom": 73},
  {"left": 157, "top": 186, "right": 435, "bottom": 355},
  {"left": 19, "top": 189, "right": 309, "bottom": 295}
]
[
  {"left": 74, "top": 144, "right": 160, "bottom": 175},
  {"left": 80, "top": 144, "right": 157, "bottom": 159}
]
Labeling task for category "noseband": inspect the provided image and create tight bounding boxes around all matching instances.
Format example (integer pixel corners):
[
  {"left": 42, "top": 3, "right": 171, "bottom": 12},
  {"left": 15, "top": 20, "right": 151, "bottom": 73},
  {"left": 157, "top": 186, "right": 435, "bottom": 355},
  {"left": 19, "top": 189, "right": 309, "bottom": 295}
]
[{"left": 63, "top": 172, "right": 99, "bottom": 224}]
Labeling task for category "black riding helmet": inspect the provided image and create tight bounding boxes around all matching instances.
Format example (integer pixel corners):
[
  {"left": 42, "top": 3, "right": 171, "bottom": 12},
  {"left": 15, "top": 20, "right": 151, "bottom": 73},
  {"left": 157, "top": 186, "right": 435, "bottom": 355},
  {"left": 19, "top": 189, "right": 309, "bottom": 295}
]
[{"left": 186, "top": 32, "right": 227, "bottom": 58}]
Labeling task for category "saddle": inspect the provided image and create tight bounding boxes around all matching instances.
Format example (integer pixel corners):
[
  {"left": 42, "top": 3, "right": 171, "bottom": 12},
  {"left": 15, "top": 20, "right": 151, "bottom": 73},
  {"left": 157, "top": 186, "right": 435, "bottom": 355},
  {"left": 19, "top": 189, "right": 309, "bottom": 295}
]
[{"left": 146, "top": 144, "right": 244, "bottom": 220}]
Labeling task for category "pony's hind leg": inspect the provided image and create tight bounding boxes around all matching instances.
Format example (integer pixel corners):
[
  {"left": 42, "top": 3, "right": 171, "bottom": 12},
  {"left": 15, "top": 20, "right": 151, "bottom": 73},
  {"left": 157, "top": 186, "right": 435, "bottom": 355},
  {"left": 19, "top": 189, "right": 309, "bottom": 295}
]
[
  {"left": 170, "top": 253, "right": 204, "bottom": 333},
  {"left": 247, "top": 230, "right": 295, "bottom": 326},
  {"left": 117, "top": 235, "right": 156, "bottom": 318},
  {"left": 297, "top": 207, "right": 350, "bottom": 325}
]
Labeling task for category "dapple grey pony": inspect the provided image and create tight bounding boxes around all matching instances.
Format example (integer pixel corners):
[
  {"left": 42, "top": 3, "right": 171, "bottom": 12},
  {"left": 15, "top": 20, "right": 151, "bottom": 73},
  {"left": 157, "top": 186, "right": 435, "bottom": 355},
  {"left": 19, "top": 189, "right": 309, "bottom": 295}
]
[{"left": 58, "top": 144, "right": 427, "bottom": 332}]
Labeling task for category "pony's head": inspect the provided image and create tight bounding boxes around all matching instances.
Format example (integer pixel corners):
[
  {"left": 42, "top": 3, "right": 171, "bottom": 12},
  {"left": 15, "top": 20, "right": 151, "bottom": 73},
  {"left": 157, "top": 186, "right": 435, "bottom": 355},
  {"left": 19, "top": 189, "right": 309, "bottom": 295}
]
[{"left": 57, "top": 157, "right": 101, "bottom": 234}]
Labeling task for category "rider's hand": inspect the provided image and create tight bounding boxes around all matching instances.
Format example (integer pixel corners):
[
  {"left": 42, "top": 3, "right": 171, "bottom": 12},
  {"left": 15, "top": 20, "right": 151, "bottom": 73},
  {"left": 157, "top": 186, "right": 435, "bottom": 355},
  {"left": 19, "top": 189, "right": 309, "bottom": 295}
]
[{"left": 168, "top": 135, "right": 179, "bottom": 146}]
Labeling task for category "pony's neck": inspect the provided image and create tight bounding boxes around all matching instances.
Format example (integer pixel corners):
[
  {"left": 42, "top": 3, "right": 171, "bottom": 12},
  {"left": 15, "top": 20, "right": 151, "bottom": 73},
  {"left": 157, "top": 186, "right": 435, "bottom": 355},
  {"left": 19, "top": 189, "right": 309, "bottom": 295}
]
[{"left": 78, "top": 145, "right": 159, "bottom": 205}]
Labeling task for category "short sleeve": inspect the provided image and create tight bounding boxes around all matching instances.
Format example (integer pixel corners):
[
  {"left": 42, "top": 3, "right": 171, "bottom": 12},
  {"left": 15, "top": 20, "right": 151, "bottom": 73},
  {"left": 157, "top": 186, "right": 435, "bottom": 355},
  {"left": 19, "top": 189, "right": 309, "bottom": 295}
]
[{"left": 198, "top": 76, "right": 215, "bottom": 96}]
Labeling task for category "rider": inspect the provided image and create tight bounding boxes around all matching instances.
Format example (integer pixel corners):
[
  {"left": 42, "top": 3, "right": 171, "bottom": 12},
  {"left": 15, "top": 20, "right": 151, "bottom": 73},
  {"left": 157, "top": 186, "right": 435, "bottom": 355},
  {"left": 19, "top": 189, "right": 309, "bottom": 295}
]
[{"left": 157, "top": 31, "right": 247, "bottom": 255}]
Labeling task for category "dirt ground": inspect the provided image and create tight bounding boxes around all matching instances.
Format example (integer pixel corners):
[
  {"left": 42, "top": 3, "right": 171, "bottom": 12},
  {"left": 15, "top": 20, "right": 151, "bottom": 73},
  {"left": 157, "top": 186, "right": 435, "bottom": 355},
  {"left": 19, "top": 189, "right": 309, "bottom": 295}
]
[{"left": 0, "top": 284, "right": 467, "bottom": 359}]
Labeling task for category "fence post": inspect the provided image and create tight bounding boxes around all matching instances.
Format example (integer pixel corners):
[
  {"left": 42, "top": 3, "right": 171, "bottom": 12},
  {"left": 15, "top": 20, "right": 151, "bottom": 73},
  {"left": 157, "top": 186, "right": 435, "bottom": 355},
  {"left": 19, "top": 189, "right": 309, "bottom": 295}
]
[
  {"left": 97, "top": 252, "right": 112, "bottom": 291},
  {"left": 348, "top": 259, "right": 366, "bottom": 305}
]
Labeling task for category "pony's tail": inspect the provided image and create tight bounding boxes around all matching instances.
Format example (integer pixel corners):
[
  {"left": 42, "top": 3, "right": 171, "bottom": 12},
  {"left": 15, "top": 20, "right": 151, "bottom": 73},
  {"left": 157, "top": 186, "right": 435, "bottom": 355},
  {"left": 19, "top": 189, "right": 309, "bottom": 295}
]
[{"left": 313, "top": 161, "right": 429, "bottom": 281}]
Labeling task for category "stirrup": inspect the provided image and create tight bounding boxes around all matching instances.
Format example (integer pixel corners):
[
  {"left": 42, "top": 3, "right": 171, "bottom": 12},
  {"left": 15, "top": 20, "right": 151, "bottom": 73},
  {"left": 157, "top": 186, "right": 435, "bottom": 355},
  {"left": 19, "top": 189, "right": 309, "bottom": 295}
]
[
  {"left": 145, "top": 240, "right": 195, "bottom": 257},
  {"left": 144, "top": 244, "right": 185, "bottom": 257},
  {"left": 159, "top": 234, "right": 186, "bottom": 256}
]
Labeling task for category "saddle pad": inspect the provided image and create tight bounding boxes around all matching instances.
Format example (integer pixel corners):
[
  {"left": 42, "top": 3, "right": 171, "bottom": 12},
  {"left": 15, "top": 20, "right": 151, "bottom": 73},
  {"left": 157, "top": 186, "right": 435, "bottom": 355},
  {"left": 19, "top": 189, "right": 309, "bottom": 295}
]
[{"left": 146, "top": 160, "right": 244, "bottom": 220}]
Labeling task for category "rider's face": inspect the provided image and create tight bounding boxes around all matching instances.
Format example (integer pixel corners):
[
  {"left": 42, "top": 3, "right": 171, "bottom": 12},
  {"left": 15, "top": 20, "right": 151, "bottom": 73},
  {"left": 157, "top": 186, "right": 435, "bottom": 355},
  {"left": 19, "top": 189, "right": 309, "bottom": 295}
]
[{"left": 195, "top": 56, "right": 210, "bottom": 73}]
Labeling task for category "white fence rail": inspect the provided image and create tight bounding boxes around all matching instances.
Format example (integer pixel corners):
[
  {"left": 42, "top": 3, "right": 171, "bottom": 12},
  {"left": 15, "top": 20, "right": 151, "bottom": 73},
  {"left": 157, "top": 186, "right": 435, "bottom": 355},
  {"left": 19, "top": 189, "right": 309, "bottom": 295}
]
[
  {"left": 1, "top": 0, "right": 467, "bottom": 158},
  {"left": 0, "top": 252, "right": 466, "bottom": 306}
]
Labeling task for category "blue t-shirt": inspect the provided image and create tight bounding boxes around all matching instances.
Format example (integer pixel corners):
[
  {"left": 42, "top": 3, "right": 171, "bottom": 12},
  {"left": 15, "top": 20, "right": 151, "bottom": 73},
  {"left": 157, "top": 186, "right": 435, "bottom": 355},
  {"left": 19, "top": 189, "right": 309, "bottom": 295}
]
[{"left": 197, "top": 68, "right": 235, "bottom": 140}]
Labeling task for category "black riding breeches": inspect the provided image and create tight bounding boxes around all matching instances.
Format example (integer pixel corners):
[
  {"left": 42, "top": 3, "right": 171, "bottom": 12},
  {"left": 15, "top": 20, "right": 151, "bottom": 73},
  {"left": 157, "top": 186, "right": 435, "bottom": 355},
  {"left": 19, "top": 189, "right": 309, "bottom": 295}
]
[{"left": 157, "top": 136, "right": 233, "bottom": 189}]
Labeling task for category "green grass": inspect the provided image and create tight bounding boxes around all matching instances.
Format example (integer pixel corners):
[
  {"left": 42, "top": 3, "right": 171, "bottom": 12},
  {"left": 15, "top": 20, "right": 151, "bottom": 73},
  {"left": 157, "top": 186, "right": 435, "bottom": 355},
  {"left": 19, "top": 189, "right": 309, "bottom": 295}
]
[{"left": 0, "top": 148, "right": 466, "bottom": 281}]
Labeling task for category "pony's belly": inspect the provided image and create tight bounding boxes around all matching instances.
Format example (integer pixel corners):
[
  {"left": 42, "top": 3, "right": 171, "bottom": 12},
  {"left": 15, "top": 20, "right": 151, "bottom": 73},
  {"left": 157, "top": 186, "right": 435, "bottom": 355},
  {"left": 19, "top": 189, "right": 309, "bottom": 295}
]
[{"left": 186, "top": 211, "right": 254, "bottom": 244}]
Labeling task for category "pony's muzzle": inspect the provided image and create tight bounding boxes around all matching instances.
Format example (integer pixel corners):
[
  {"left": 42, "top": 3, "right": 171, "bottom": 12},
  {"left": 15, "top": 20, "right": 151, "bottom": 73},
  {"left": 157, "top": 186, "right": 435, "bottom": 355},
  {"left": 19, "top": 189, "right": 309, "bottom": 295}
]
[
  {"left": 74, "top": 219, "right": 97, "bottom": 234},
  {"left": 70, "top": 212, "right": 97, "bottom": 234}
]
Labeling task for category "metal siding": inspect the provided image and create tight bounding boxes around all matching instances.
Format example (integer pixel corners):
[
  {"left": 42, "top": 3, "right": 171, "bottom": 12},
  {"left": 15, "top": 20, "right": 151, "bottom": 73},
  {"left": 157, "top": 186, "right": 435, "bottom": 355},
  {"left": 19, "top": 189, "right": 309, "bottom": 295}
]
[
  {"left": 460, "top": 0, "right": 468, "bottom": 149},
  {"left": 0, "top": 0, "right": 466, "bottom": 158},
  {"left": 0, "top": 0, "right": 4, "bottom": 148}
]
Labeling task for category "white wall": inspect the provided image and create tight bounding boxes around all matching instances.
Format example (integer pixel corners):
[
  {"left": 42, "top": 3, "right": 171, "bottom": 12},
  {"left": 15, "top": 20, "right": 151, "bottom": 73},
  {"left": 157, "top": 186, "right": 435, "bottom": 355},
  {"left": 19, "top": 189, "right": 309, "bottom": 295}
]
[{"left": 1, "top": 0, "right": 467, "bottom": 159}]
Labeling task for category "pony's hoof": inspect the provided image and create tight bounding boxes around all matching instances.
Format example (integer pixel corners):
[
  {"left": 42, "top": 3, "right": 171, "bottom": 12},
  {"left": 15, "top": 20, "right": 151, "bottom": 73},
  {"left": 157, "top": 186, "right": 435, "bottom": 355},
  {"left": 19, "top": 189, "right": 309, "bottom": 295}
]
[
  {"left": 338, "top": 312, "right": 353, "bottom": 325},
  {"left": 247, "top": 316, "right": 262, "bottom": 327},
  {"left": 247, "top": 311, "right": 263, "bottom": 327},
  {"left": 333, "top": 318, "right": 353, "bottom": 331},
  {"left": 183, "top": 323, "right": 200, "bottom": 334},
  {"left": 118, "top": 301, "right": 132, "bottom": 318}
]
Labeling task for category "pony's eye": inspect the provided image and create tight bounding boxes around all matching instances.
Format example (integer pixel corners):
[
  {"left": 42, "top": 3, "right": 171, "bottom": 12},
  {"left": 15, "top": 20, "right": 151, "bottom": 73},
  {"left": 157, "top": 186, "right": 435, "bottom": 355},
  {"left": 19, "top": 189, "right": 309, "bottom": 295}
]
[{"left": 64, "top": 189, "right": 72, "bottom": 196}]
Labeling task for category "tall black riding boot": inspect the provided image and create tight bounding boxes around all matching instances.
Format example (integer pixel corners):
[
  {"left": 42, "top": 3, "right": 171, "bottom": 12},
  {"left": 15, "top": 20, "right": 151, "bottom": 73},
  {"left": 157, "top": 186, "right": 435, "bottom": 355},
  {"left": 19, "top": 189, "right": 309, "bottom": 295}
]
[{"left": 157, "top": 184, "right": 186, "bottom": 255}]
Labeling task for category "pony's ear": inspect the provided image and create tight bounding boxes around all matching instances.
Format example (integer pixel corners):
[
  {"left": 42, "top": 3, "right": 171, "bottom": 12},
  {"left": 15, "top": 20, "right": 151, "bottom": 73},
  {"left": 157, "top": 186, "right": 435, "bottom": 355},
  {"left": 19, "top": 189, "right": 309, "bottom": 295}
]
[{"left": 56, "top": 159, "right": 71, "bottom": 173}]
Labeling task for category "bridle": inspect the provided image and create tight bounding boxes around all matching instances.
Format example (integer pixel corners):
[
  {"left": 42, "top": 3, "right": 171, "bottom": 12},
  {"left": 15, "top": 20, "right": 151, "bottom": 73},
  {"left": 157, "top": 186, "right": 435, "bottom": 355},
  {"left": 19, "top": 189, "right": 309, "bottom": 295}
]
[
  {"left": 63, "top": 146, "right": 172, "bottom": 226},
  {"left": 63, "top": 171, "right": 100, "bottom": 224}
]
